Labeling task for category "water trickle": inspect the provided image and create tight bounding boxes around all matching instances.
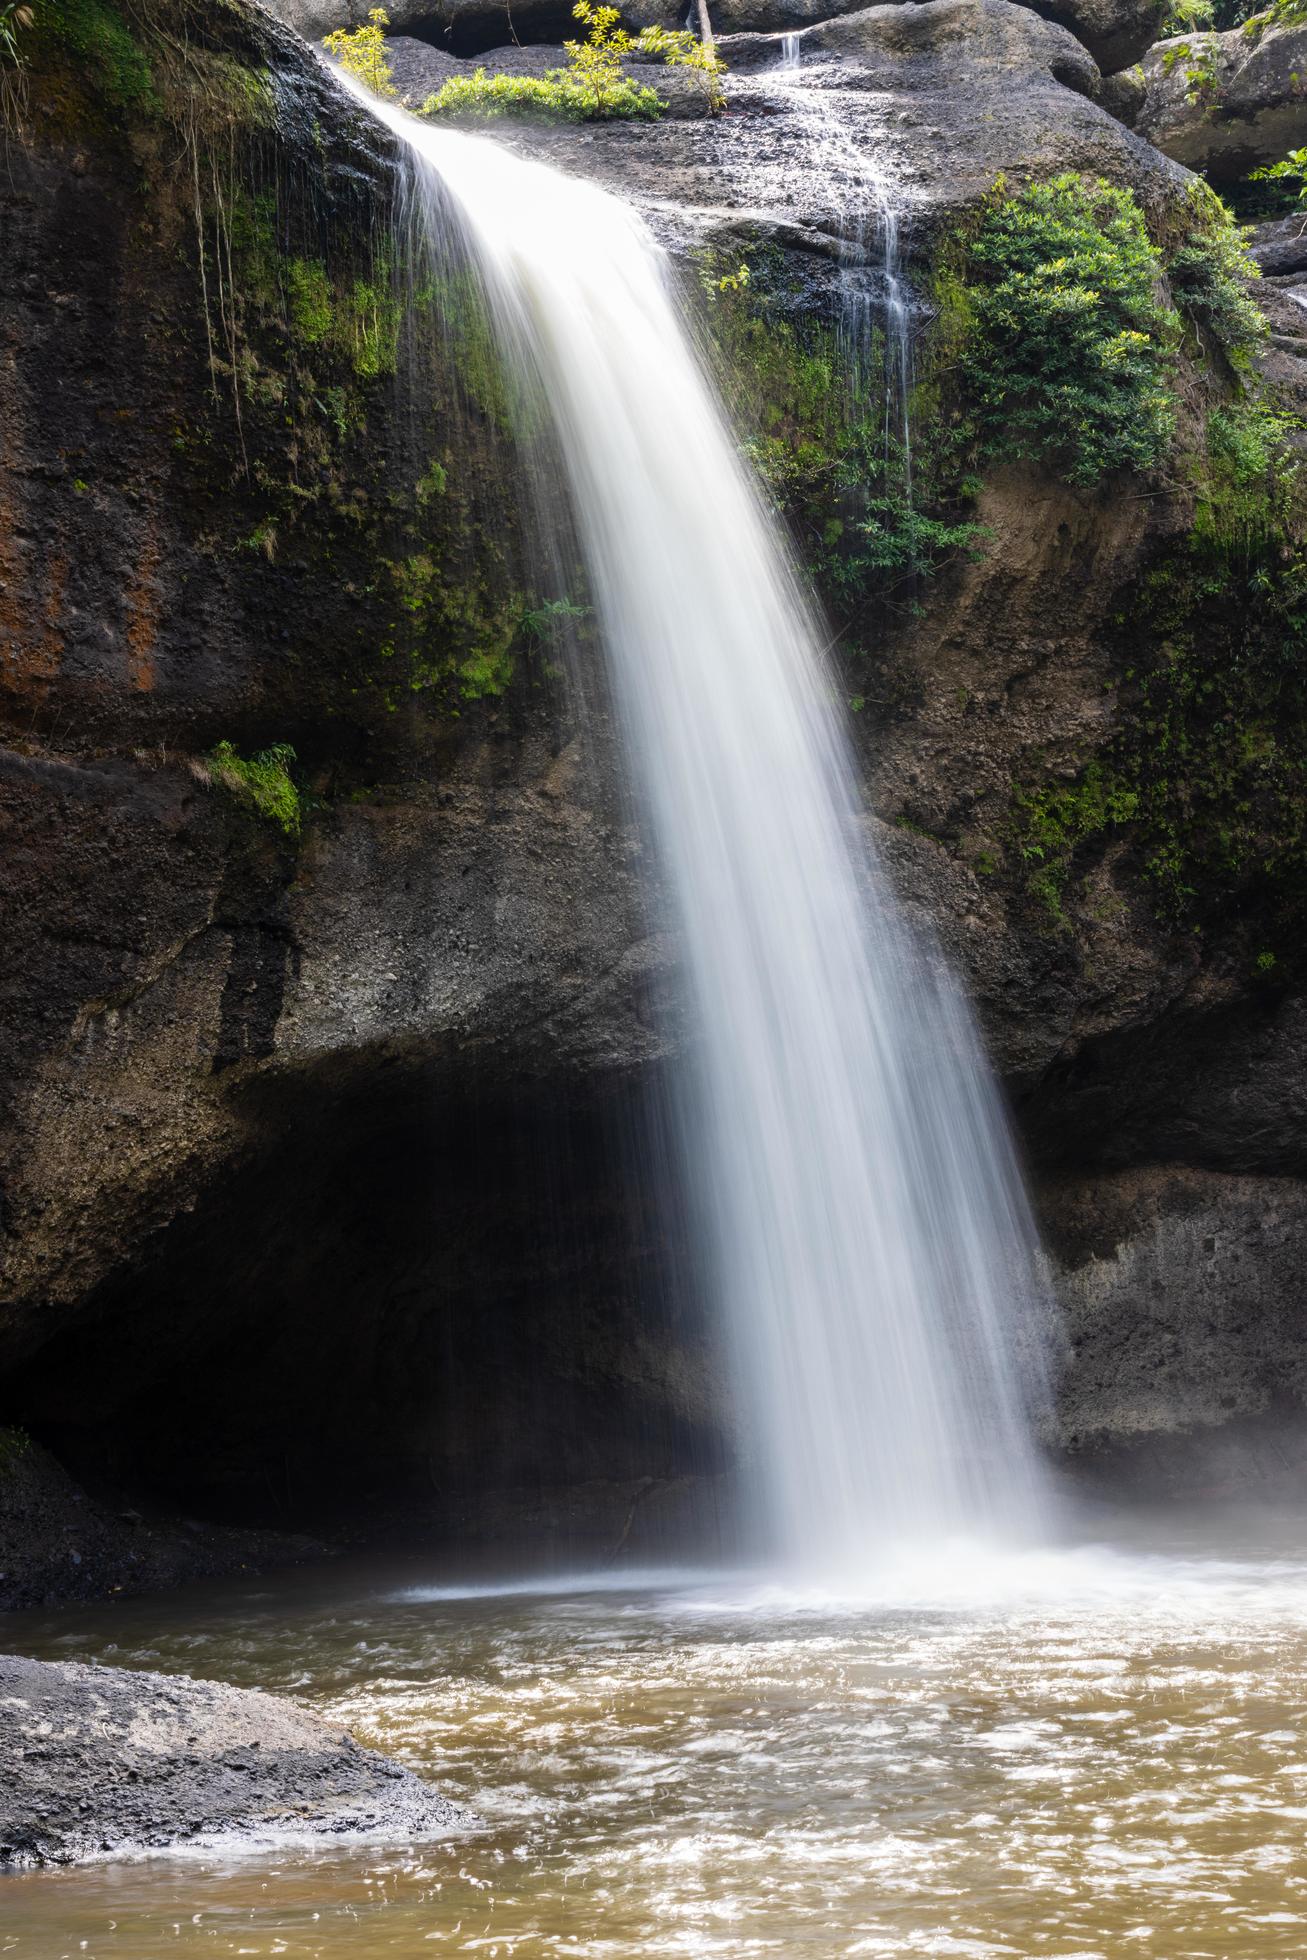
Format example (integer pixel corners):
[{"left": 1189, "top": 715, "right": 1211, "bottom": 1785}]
[
  {"left": 342, "top": 81, "right": 1055, "bottom": 1572},
  {"left": 768, "top": 59, "right": 913, "bottom": 484},
  {"left": 778, "top": 31, "right": 802, "bottom": 69}
]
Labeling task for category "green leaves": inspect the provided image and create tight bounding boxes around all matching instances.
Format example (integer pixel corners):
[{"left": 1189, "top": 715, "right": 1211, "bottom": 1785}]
[
  {"left": 206, "top": 740, "right": 301, "bottom": 836},
  {"left": 422, "top": 65, "right": 661, "bottom": 122},
  {"left": 422, "top": 4, "right": 683, "bottom": 123},
  {"left": 960, "top": 174, "right": 1179, "bottom": 485}
]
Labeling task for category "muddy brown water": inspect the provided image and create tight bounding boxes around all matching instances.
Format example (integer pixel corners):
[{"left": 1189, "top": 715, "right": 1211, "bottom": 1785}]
[{"left": 5, "top": 1512, "right": 1307, "bottom": 1957}]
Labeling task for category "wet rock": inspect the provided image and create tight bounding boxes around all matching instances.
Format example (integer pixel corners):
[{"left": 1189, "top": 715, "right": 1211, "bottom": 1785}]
[
  {"left": 1043, "top": 1167, "right": 1307, "bottom": 1453},
  {"left": 0, "top": 1653, "right": 468, "bottom": 1867},
  {"left": 1137, "top": 18, "right": 1307, "bottom": 182},
  {"left": 701, "top": 0, "right": 1161, "bottom": 53},
  {"left": 515, "top": 0, "right": 1184, "bottom": 263}
]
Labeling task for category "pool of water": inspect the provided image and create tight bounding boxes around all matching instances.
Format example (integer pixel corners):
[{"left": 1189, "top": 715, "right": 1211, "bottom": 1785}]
[{"left": 6, "top": 1513, "right": 1307, "bottom": 1958}]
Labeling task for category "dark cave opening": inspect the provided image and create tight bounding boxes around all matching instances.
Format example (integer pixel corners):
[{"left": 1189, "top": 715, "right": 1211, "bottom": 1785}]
[
  {"left": 397, "top": 6, "right": 588, "bottom": 57},
  {"left": 5, "top": 1056, "right": 726, "bottom": 1543}
]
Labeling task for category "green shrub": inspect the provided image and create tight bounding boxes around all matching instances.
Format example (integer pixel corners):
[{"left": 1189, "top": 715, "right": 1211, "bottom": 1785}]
[
  {"left": 423, "top": 0, "right": 725, "bottom": 122},
  {"left": 1250, "top": 145, "right": 1307, "bottom": 205},
  {"left": 1167, "top": 207, "right": 1265, "bottom": 366},
  {"left": 958, "top": 174, "right": 1178, "bottom": 485},
  {"left": 323, "top": 5, "right": 395, "bottom": 98},
  {"left": 206, "top": 740, "right": 301, "bottom": 835},
  {"left": 635, "top": 20, "right": 727, "bottom": 112},
  {"left": 423, "top": 64, "right": 659, "bottom": 121},
  {"left": 854, "top": 494, "right": 984, "bottom": 584}
]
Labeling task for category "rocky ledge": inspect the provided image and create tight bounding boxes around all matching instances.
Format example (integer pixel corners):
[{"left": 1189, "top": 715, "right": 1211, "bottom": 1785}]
[{"left": 0, "top": 1652, "right": 467, "bottom": 1868}]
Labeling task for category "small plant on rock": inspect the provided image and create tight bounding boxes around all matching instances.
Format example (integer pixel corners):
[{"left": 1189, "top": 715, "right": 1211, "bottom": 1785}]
[
  {"left": 204, "top": 740, "right": 302, "bottom": 835},
  {"left": 323, "top": 6, "right": 396, "bottom": 99},
  {"left": 635, "top": 21, "right": 728, "bottom": 113},
  {"left": 0, "top": 1, "right": 33, "bottom": 66},
  {"left": 1250, "top": 145, "right": 1307, "bottom": 207}
]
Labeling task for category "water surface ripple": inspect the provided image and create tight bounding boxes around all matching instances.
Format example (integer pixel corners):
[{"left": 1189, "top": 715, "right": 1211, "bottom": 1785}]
[{"left": 6, "top": 1528, "right": 1307, "bottom": 1956}]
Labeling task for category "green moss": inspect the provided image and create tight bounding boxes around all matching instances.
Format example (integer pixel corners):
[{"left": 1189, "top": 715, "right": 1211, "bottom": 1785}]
[
  {"left": 1192, "top": 397, "right": 1301, "bottom": 551},
  {"left": 286, "top": 258, "right": 333, "bottom": 346},
  {"left": 1009, "top": 407, "right": 1307, "bottom": 951},
  {"left": 343, "top": 272, "right": 401, "bottom": 378},
  {"left": 34, "top": 0, "right": 160, "bottom": 113},
  {"left": 206, "top": 740, "right": 302, "bottom": 835},
  {"left": 1013, "top": 765, "right": 1141, "bottom": 920},
  {"left": 702, "top": 247, "right": 981, "bottom": 622},
  {"left": 0, "top": 1425, "right": 31, "bottom": 1478}
]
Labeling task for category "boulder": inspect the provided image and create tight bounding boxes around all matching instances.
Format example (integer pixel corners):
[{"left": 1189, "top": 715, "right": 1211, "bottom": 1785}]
[
  {"left": 0, "top": 1653, "right": 467, "bottom": 1867},
  {"left": 1096, "top": 57, "right": 1147, "bottom": 125},
  {"left": 525, "top": 0, "right": 1183, "bottom": 260},
  {"left": 1250, "top": 209, "right": 1307, "bottom": 278},
  {"left": 1138, "top": 18, "right": 1307, "bottom": 181},
  {"left": 1019, "top": 0, "right": 1164, "bottom": 73}
]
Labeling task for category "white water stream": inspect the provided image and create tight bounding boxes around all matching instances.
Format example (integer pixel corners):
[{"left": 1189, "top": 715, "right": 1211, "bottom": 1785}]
[{"left": 342, "top": 82, "right": 1054, "bottom": 1572}]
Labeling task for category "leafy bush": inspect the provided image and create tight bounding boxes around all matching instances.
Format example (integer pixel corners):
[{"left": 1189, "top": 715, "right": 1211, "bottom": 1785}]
[
  {"left": 323, "top": 6, "right": 396, "bottom": 98},
  {"left": 635, "top": 20, "right": 727, "bottom": 112},
  {"left": 1166, "top": 188, "right": 1265, "bottom": 365},
  {"left": 959, "top": 174, "right": 1178, "bottom": 485},
  {"left": 423, "top": 1, "right": 725, "bottom": 123},
  {"left": 855, "top": 494, "right": 984, "bottom": 584},
  {"left": 423, "top": 64, "right": 659, "bottom": 122},
  {"left": 1251, "top": 145, "right": 1307, "bottom": 205},
  {"left": 1160, "top": 0, "right": 1214, "bottom": 27},
  {"left": 206, "top": 740, "right": 301, "bottom": 835}
]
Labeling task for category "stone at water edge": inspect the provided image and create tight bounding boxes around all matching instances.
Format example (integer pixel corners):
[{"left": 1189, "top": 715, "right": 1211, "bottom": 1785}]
[{"left": 0, "top": 1653, "right": 470, "bottom": 1867}]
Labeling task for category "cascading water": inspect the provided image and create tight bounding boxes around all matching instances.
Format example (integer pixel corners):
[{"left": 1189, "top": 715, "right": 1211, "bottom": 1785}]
[
  {"left": 767, "top": 49, "right": 914, "bottom": 483},
  {"left": 341, "top": 80, "right": 1055, "bottom": 1571}
]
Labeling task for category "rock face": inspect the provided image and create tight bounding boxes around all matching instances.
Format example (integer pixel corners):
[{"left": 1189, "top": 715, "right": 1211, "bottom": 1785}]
[
  {"left": 1250, "top": 212, "right": 1307, "bottom": 279},
  {"left": 1138, "top": 19, "right": 1307, "bottom": 181},
  {"left": 0, "top": 1433, "right": 321, "bottom": 1613},
  {"left": 1021, "top": 0, "right": 1163, "bottom": 74},
  {"left": 1, "top": 0, "right": 1306, "bottom": 1589},
  {"left": 0, "top": 1653, "right": 466, "bottom": 1867},
  {"left": 269, "top": 0, "right": 1163, "bottom": 67},
  {"left": 1045, "top": 1168, "right": 1307, "bottom": 1492}
]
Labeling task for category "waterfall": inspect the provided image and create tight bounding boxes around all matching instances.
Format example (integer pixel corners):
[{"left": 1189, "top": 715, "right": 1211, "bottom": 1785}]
[{"left": 341, "top": 81, "right": 1055, "bottom": 1572}]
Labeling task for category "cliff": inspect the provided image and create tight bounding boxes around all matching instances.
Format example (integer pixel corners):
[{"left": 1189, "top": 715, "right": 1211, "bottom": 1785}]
[{"left": 2, "top": 0, "right": 1306, "bottom": 1599}]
